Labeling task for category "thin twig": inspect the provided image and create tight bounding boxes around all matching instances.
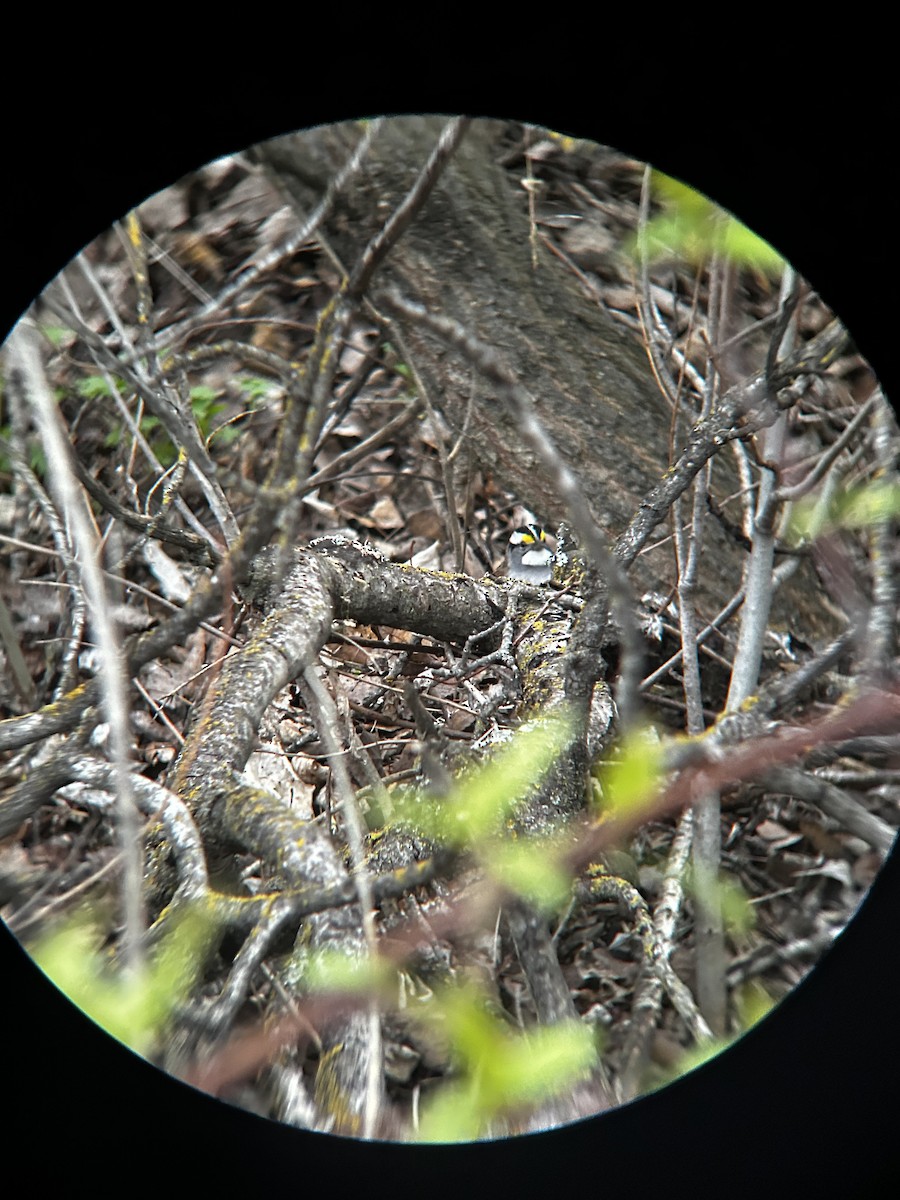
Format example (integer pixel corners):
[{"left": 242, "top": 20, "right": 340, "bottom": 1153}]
[
  {"left": 7, "top": 322, "right": 146, "bottom": 972},
  {"left": 301, "top": 664, "right": 383, "bottom": 1139}
]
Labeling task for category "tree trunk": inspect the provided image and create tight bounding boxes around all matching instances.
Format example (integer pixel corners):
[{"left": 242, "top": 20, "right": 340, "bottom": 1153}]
[{"left": 253, "top": 117, "right": 835, "bottom": 640}]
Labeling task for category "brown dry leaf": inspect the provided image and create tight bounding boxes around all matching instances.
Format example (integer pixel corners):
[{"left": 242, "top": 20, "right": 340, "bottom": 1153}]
[
  {"left": 561, "top": 217, "right": 616, "bottom": 272},
  {"left": 243, "top": 747, "right": 316, "bottom": 819},
  {"left": 328, "top": 625, "right": 381, "bottom": 667},
  {"left": 755, "top": 819, "right": 793, "bottom": 842},
  {"left": 170, "top": 232, "right": 225, "bottom": 281},
  {"left": 388, "top": 629, "right": 419, "bottom": 645},
  {"left": 331, "top": 413, "right": 367, "bottom": 438},
  {"left": 406, "top": 508, "right": 444, "bottom": 539},
  {"left": 445, "top": 708, "right": 476, "bottom": 735},
  {"left": 250, "top": 323, "right": 293, "bottom": 355},
  {"left": 410, "top": 541, "right": 441, "bottom": 570},
  {"left": 798, "top": 819, "right": 847, "bottom": 860},
  {"left": 369, "top": 495, "right": 404, "bottom": 530}
]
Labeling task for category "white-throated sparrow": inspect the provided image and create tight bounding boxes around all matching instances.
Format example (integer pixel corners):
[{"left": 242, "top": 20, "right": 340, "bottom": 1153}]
[{"left": 506, "top": 524, "right": 553, "bottom": 584}]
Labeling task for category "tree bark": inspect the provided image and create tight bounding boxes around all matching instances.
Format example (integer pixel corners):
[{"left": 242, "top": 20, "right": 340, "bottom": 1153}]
[{"left": 253, "top": 117, "right": 835, "bottom": 639}]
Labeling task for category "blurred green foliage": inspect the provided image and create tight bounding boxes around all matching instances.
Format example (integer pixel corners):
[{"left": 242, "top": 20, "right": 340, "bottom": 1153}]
[
  {"left": 634, "top": 172, "right": 784, "bottom": 276},
  {"left": 391, "top": 709, "right": 573, "bottom": 845},
  {"left": 411, "top": 979, "right": 597, "bottom": 1142},
  {"left": 592, "top": 723, "right": 665, "bottom": 824},
  {"left": 787, "top": 478, "right": 900, "bottom": 544},
  {"left": 685, "top": 866, "right": 757, "bottom": 940},
  {"left": 386, "top": 709, "right": 574, "bottom": 909},
  {"left": 29, "top": 904, "right": 216, "bottom": 1057},
  {"left": 88, "top": 378, "right": 235, "bottom": 464},
  {"left": 303, "top": 946, "right": 395, "bottom": 996},
  {"left": 76, "top": 374, "right": 126, "bottom": 402},
  {"left": 236, "top": 374, "right": 278, "bottom": 402}
]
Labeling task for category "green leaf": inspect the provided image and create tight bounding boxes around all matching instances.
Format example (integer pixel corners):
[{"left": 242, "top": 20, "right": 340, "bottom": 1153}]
[
  {"left": 39, "top": 324, "right": 74, "bottom": 347},
  {"left": 685, "top": 867, "right": 756, "bottom": 938},
  {"left": 594, "top": 724, "right": 665, "bottom": 823},
  {"left": 188, "top": 386, "right": 225, "bottom": 438},
  {"left": 209, "top": 423, "right": 243, "bottom": 447},
  {"left": 496, "top": 1020, "right": 595, "bottom": 1104},
  {"left": 653, "top": 173, "right": 712, "bottom": 217},
  {"left": 189, "top": 385, "right": 219, "bottom": 407},
  {"left": 488, "top": 838, "right": 572, "bottom": 911},
  {"left": 237, "top": 375, "right": 275, "bottom": 401},
  {"left": 415, "top": 980, "right": 596, "bottom": 1142},
  {"left": 633, "top": 172, "right": 783, "bottom": 275},
  {"left": 717, "top": 873, "right": 756, "bottom": 938},
  {"left": 665, "top": 1036, "right": 732, "bottom": 1081},
  {"left": 718, "top": 218, "right": 784, "bottom": 275},
  {"left": 416, "top": 1081, "right": 484, "bottom": 1142},
  {"left": 830, "top": 479, "right": 900, "bottom": 529},
  {"left": 76, "top": 374, "right": 124, "bottom": 400},
  {"left": 787, "top": 479, "right": 900, "bottom": 544},
  {"left": 304, "top": 947, "right": 393, "bottom": 995},
  {"left": 436, "top": 983, "right": 507, "bottom": 1073},
  {"left": 29, "top": 904, "right": 217, "bottom": 1057},
  {"left": 735, "top": 980, "right": 775, "bottom": 1030},
  {"left": 447, "top": 714, "right": 570, "bottom": 841},
  {"left": 389, "top": 709, "right": 573, "bottom": 849}
]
